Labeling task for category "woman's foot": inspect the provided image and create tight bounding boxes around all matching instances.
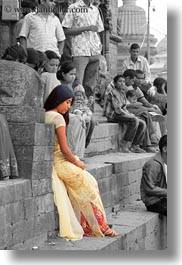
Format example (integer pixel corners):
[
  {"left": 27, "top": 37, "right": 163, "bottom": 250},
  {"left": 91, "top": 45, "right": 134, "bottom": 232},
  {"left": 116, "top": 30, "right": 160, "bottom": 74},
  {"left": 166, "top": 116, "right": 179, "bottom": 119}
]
[{"left": 105, "top": 228, "right": 118, "bottom": 237}]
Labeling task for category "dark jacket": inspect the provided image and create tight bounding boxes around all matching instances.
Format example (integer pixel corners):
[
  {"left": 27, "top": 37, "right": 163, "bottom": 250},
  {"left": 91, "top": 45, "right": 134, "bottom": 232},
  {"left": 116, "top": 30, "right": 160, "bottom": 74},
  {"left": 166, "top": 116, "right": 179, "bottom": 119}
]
[{"left": 140, "top": 152, "right": 167, "bottom": 206}]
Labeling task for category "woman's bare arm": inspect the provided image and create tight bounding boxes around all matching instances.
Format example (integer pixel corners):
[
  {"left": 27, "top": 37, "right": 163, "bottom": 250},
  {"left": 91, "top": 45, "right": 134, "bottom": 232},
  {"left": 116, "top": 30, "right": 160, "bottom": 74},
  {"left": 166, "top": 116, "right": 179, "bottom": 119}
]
[{"left": 56, "top": 126, "right": 85, "bottom": 170}]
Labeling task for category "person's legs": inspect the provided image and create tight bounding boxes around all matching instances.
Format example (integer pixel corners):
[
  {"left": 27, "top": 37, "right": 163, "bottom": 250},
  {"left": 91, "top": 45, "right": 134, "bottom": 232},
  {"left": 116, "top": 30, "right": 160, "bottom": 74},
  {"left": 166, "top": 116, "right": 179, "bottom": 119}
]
[
  {"left": 147, "top": 198, "right": 167, "bottom": 216},
  {"left": 114, "top": 115, "right": 139, "bottom": 142},
  {"left": 83, "top": 55, "right": 100, "bottom": 98},
  {"left": 140, "top": 125, "right": 157, "bottom": 152},
  {"left": 66, "top": 114, "right": 86, "bottom": 159},
  {"left": 112, "top": 114, "right": 139, "bottom": 152},
  {"left": 130, "top": 119, "right": 147, "bottom": 153},
  {"left": 132, "top": 118, "right": 146, "bottom": 145},
  {"left": 85, "top": 116, "right": 96, "bottom": 148},
  {"left": 73, "top": 56, "right": 89, "bottom": 85}
]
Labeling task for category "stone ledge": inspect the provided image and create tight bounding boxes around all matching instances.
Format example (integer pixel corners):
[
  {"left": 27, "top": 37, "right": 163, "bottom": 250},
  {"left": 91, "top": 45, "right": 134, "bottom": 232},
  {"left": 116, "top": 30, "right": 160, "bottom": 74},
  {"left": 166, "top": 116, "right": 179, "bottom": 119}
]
[
  {"left": 0, "top": 179, "right": 31, "bottom": 205},
  {"left": 39, "top": 201, "right": 167, "bottom": 250},
  {"left": 85, "top": 153, "right": 153, "bottom": 173},
  {"left": 84, "top": 123, "right": 119, "bottom": 156},
  {"left": 85, "top": 153, "right": 154, "bottom": 209}
]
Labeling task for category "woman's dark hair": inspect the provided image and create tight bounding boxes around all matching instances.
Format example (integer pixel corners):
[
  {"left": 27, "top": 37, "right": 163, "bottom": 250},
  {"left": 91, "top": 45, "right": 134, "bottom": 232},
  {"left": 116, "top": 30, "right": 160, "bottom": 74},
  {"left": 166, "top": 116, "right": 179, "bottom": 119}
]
[
  {"left": 44, "top": 84, "right": 74, "bottom": 125},
  {"left": 113, "top": 74, "right": 124, "bottom": 84},
  {"left": 1, "top": 44, "right": 27, "bottom": 63},
  {"left": 45, "top": 50, "right": 60, "bottom": 60},
  {"left": 37, "top": 50, "right": 47, "bottom": 68},
  {"left": 153, "top": 77, "right": 167, "bottom": 94},
  {"left": 159, "top": 135, "right": 167, "bottom": 153},
  {"left": 26, "top": 48, "right": 39, "bottom": 70},
  {"left": 57, "top": 61, "right": 76, "bottom": 81}
]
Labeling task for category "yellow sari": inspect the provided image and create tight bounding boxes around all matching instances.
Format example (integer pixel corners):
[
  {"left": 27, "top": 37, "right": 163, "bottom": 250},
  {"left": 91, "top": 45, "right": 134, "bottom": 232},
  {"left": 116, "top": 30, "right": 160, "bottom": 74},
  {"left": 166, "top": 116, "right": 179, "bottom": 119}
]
[{"left": 46, "top": 111, "right": 116, "bottom": 239}]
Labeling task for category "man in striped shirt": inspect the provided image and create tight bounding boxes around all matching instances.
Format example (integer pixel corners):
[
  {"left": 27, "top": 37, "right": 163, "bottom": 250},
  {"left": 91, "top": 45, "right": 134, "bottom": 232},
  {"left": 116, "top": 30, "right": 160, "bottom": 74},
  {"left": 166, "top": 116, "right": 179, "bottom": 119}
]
[{"left": 19, "top": 0, "right": 65, "bottom": 57}]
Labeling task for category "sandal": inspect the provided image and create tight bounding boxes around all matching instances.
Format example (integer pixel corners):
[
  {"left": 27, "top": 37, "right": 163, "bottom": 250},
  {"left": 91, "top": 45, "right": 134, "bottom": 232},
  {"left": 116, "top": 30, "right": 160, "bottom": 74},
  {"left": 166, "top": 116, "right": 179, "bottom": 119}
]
[{"left": 105, "top": 228, "right": 118, "bottom": 237}]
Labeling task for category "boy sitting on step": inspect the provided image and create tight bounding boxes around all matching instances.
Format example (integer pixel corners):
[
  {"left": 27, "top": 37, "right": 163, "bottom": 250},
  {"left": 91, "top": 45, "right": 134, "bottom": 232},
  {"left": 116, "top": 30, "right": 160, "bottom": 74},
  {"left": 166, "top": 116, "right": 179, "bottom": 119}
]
[{"left": 103, "top": 74, "right": 146, "bottom": 153}]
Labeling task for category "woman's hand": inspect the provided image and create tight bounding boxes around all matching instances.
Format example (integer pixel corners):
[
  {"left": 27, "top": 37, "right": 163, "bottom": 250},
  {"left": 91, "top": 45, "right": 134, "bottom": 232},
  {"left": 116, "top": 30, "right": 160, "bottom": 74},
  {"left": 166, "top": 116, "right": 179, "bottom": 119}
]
[{"left": 75, "top": 160, "right": 85, "bottom": 170}]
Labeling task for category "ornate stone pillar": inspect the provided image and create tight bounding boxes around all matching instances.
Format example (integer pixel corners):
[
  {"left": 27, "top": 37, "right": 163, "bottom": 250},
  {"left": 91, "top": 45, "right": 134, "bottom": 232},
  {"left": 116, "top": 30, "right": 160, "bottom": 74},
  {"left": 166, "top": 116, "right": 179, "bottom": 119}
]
[{"left": 99, "top": 0, "right": 122, "bottom": 76}]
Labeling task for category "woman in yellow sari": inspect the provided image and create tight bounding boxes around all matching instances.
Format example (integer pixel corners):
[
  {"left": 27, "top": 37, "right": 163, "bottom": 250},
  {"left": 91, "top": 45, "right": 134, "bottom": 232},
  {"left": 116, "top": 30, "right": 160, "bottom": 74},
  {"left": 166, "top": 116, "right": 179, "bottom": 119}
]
[{"left": 44, "top": 85, "right": 117, "bottom": 240}]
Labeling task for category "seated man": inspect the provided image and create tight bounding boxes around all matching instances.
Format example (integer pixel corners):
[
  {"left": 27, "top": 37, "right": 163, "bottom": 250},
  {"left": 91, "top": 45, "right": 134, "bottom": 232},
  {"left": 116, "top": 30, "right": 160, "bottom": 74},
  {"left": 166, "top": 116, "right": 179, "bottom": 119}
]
[
  {"left": 134, "top": 70, "right": 167, "bottom": 136},
  {"left": 123, "top": 69, "right": 158, "bottom": 142},
  {"left": 103, "top": 74, "right": 146, "bottom": 153},
  {"left": 140, "top": 135, "right": 167, "bottom": 216},
  {"left": 120, "top": 43, "right": 151, "bottom": 83},
  {"left": 123, "top": 69, "right": 161, "bottom": 114}
]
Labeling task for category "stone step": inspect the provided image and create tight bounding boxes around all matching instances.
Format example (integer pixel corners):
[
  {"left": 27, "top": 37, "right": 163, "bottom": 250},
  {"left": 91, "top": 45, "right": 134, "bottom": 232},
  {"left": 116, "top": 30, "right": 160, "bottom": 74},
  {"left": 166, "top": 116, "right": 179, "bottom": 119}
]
[
  {"left": 84, "top": 122, "right": 120, "bottom": 156},
  {"left": 39, "top": 201, "right": 167, "bottom": 250},
  {"left": 0, "top": 152, "right": 153, "bottom": 250},
  {"left": 85, "top": 153, "right": 153, "bottom": 209}
]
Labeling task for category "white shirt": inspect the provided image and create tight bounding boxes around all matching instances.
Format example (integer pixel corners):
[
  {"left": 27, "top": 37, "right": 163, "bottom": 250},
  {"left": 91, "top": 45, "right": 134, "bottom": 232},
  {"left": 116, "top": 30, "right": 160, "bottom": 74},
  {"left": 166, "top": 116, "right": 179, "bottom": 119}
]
[
  {"left": 19, "top": 13, "right": 65, "bottom": 56},
  {"left": 121, "top": 56, "right": 151, "bottom": 82},
  {"left": 62, "top": 0, "right": 104, "bottom": 56}
]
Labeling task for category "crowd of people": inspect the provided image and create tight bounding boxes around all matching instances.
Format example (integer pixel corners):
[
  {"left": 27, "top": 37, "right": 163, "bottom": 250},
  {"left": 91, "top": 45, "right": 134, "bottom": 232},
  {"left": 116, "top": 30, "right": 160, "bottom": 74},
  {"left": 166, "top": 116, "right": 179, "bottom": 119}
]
[{"left": 0, "top": 0, "right": 167, "bottom": 240}]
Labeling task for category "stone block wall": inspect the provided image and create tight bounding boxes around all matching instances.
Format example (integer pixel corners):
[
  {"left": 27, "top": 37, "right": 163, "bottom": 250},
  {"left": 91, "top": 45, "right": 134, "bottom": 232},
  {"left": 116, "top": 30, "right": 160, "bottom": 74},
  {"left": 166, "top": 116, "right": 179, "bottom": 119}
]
[
  {"left": 0, "top": 179, "right": 57, "bottom": 250},
  {"left": 8, "top": 123, "right": 54, "bottom": 181},
  {"left": 0, "top": 59, "right": 57, "bottom": 249},
  {"left": 87, "top": 155, "right": 152, "bottom": 211},
  {"left": 84, "top": 123, "right": 119, "bottom": 156}
]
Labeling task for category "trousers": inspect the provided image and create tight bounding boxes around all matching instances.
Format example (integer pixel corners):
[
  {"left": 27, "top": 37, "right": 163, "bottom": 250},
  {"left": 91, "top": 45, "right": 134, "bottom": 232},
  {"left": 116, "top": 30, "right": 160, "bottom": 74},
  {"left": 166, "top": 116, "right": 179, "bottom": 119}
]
[
  {"left": 111, "top": 114, "right": 146, "bottom": 145},
  {"left": 147, "top": 198, "right": 167, "bottom": 216},
  {"left": 73, "top": 55, "right": 100, "bottom": 98}
]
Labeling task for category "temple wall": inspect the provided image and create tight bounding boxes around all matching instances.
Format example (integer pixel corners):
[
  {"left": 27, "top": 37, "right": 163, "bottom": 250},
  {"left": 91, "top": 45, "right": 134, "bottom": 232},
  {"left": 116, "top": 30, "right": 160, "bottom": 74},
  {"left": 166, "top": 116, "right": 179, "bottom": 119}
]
[{"left": 109, "top": 0, "right": 118, "bottom": 34}]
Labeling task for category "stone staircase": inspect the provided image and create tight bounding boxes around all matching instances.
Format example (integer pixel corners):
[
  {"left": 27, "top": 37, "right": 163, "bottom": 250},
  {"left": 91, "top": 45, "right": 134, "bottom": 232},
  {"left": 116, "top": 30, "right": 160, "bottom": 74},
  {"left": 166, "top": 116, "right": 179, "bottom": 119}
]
[
  {"left": 0, "top": 104, "right": 167, "bottom": 250},
  {"left": 38, "top": 151, "right": 167, "bottom": 251},
  {"left": 38, "top": 106, "right": 167, "bottom": 251}
]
